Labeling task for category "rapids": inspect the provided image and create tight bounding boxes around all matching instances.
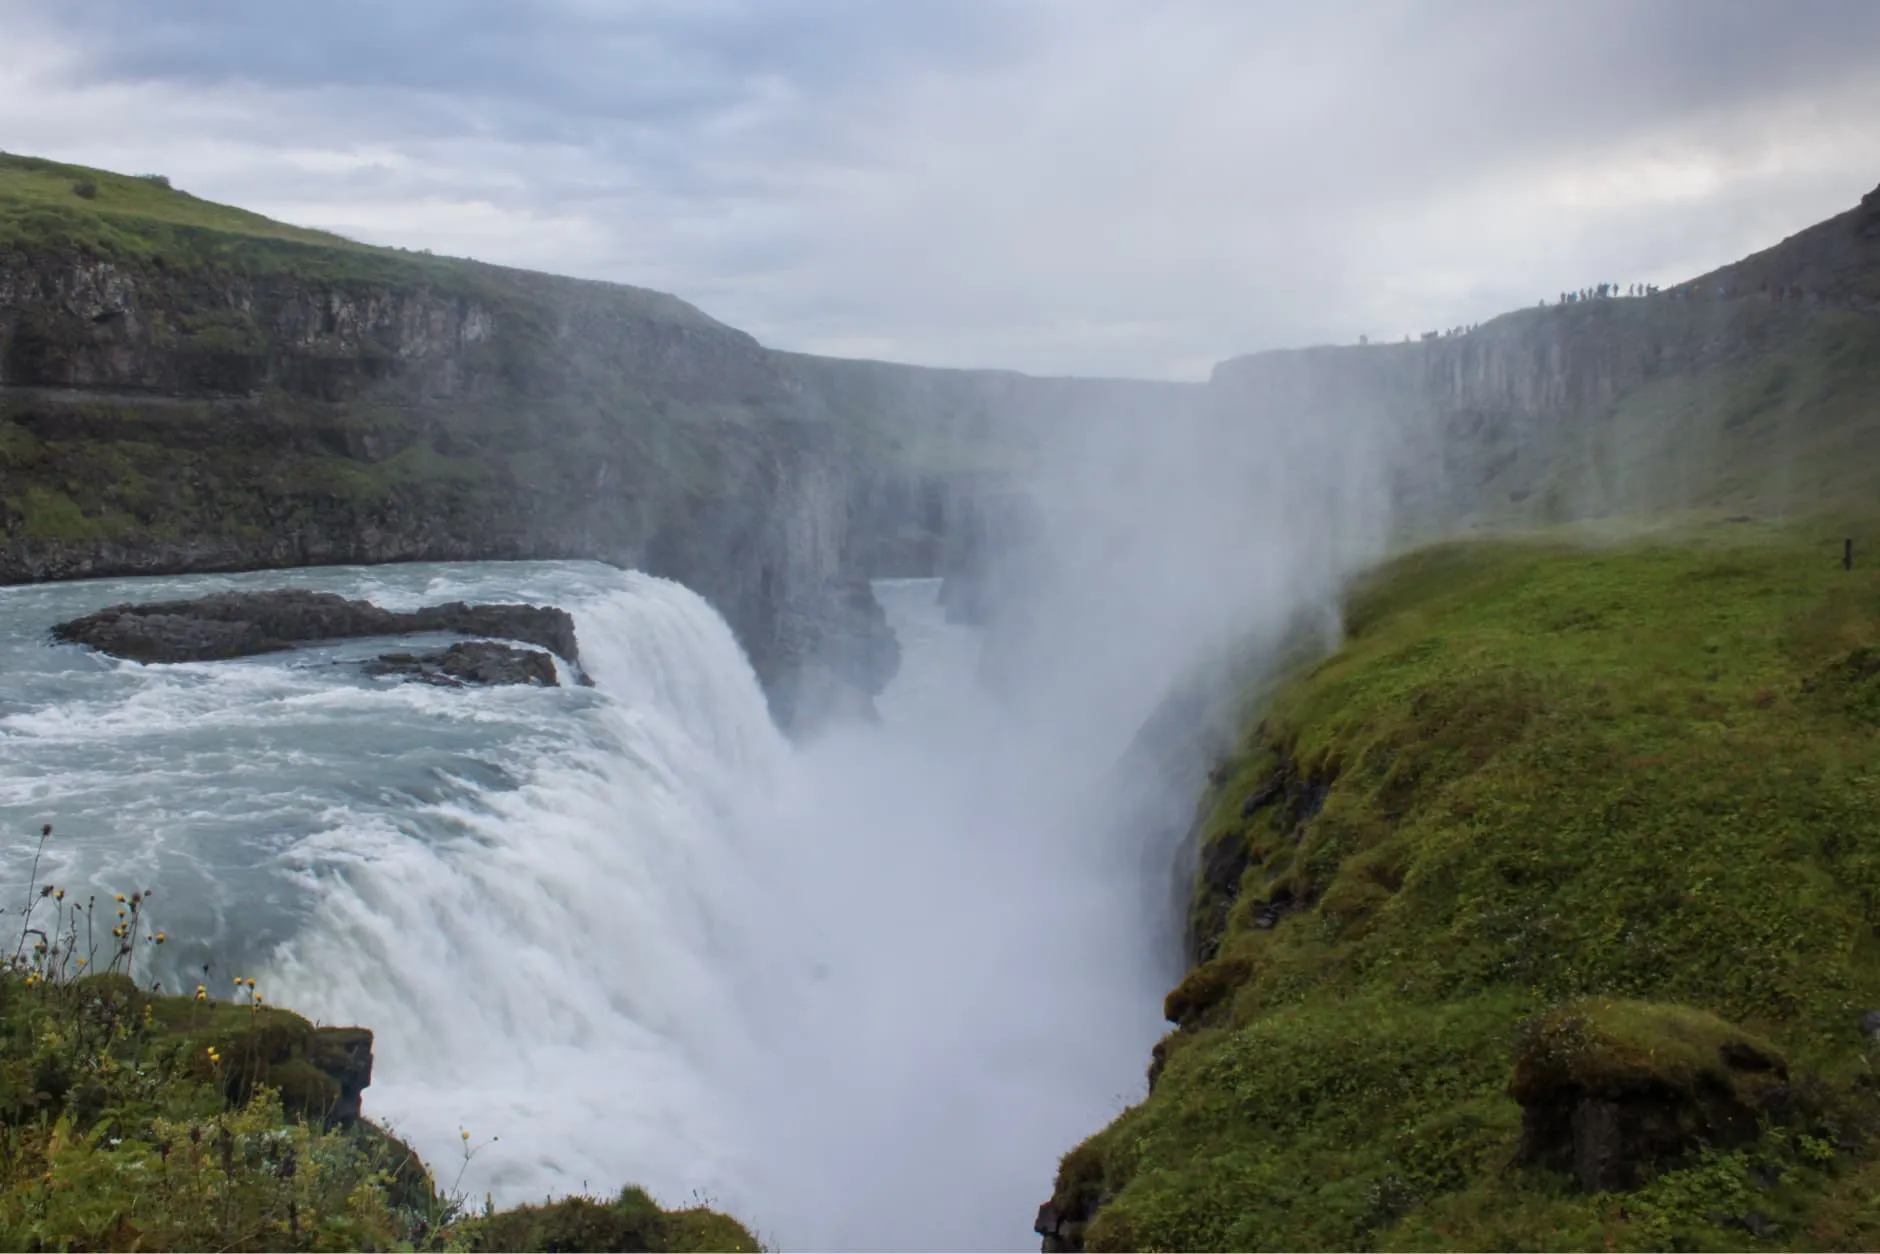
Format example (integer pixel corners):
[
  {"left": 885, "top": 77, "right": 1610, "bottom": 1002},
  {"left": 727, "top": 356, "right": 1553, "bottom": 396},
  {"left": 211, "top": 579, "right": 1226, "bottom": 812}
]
[{"left": 0, "top": 562, "right": 1171, "bottom": 1251}]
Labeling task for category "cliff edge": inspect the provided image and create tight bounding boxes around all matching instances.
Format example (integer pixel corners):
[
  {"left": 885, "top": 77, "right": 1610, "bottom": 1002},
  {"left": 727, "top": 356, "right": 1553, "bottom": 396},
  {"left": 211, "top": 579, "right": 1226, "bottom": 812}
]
[{"left": 0, "top": 152, "right": 894, "bottom": 729}]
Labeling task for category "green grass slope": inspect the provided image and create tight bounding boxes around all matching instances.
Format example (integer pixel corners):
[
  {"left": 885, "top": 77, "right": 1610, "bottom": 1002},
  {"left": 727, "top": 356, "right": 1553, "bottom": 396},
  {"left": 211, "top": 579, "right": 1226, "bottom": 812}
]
[
  {"left": 0, "top": 968, "right": 759, "bottom": 1251},
  {"left": 0, "top": 155, "right": 356, "bottom": 248},
  {"left": 1051, "top": 524, "right": 1880, "bottom": 1251},
  {"left": 0, "top": 151, "right": 720, "bottom": 329}
]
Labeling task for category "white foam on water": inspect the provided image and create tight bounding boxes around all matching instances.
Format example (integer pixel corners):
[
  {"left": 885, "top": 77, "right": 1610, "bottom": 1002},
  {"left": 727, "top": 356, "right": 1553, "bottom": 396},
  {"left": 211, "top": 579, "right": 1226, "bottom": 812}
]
[{"left": 1, "top": 562, "right": 1184, "bottom": 1251}]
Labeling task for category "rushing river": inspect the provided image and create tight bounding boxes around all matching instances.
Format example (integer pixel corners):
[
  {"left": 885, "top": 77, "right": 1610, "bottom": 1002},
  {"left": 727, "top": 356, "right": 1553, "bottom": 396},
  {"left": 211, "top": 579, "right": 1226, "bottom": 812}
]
[{"left": 0, "top": 561, "right": 1171, "bottom": 1251}]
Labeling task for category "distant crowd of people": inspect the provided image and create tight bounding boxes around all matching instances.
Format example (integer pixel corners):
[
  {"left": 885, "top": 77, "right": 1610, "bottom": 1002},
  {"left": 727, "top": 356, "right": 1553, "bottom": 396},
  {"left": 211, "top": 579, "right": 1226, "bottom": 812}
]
[
  {"left": 1358, "top": 325, "right": 1479, "bottom": 346},
  {"left": 1558, "top": 278, "right": 1849, "bottom": 306},
  {"left": 1353, "top": 273, "right": 1870, "bottom": 349},
  {"left": 1555, "top": 282, "right": 1659, "bottom": 303}
]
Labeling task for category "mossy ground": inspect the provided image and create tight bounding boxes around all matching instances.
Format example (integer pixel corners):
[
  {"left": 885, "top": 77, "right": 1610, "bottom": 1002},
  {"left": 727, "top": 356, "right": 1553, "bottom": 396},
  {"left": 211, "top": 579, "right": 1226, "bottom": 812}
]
[
  {"left": 0, "top": 961, "right": 758, "bottom": 1250},
  {"left": 1059, "top": 521, "right": 1880, "bottom": 1251}
]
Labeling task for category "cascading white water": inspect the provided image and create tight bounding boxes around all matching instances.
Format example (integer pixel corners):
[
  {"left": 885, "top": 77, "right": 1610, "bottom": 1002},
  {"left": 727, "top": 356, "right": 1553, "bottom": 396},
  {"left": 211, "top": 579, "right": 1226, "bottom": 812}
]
[
  {"left": 0, "top": 561, "right": 1178, "bottom": 1251},
  {"left": 264, "top": 572, "right": 791, "bottom": 1216}
]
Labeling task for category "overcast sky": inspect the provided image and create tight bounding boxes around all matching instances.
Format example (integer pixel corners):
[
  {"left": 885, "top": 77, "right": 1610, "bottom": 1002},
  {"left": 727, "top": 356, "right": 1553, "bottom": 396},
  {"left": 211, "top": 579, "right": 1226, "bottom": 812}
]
[{"left": 4, "top": 1, "right": 1879, "bottom": 378}]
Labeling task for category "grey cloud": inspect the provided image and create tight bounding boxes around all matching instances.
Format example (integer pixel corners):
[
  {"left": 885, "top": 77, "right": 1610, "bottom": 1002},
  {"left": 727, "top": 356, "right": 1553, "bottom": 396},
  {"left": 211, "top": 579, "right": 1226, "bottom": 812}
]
[
  {"left": 7, "top": 0, "right": 1880, "bottom": 376},
  {"left": 32, "top": 1, "right": 1036, "bottom": 132}
]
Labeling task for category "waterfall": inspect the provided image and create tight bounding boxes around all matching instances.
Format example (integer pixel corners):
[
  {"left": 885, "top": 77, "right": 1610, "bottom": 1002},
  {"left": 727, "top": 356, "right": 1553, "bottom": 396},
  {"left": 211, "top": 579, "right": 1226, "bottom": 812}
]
[{"left": 265, "top": 573, "right": 788, "bottom": 1212}]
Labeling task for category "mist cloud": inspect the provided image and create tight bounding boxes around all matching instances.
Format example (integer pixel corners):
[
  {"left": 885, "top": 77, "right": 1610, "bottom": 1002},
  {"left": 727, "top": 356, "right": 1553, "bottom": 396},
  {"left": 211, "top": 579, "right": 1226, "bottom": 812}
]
[{"left": 4, "top": 0, "right": 1878, "bottom": 376}]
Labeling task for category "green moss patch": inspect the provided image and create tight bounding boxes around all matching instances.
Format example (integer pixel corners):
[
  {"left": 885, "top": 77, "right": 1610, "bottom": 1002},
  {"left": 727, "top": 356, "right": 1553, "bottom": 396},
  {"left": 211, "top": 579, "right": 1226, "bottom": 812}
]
[
  {"left": 1050, "top": 525, "right": 1880, "bottom": 1251},
  {"left": 0, "top": 966, "right": 759, "bottom": 1250},
  {"left": 1511, "top": 999, "right": 1788, "bottom": 1111},
  {"left": 466, "top": 1186, "right": 759, "bottom": 1253}
]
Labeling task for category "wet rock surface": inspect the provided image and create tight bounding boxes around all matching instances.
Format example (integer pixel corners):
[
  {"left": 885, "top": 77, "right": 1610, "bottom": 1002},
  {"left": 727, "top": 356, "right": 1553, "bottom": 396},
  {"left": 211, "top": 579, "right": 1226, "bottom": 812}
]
[
  {"left": 364, "top": 640, "right": 564, "bottom": 688},
  {"left": 52, "top": 588, "right": 580, "bottom": 665}
]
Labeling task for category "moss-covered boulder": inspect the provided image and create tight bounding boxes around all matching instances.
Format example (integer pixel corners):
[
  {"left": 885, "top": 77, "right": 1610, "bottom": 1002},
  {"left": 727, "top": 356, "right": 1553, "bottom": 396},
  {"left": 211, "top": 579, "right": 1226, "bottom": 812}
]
[
  {"left": 72, "top": 971, "right": 373, "bottom": 1126},
  {"left": 466, "top": 1186, "right": 759, "bottom": 1253},
  {"left": 1510, "top": 998, "right": 1789, "bottom": 1191}
]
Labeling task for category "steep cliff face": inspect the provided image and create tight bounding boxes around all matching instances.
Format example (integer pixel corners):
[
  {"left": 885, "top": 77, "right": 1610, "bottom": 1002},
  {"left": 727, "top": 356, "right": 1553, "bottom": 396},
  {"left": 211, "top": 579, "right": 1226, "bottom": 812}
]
[
  {"left": 780, "top": 349, "right": 1200, "bottom": 625},
  {"left": 0, "top": 155, "right": 896, "bottom": 728},
  {"left": 795, "top": 294, "right": 1872, "bottom": 605},
  {"left": 1211, "top": 180, "right": 1880, "bottom": 532},
  {"left": 806, "top": 182, "right": 1880, "bottom": 602},
  {"left": 1210, "top": 294, "right": 1880, "bottom": 534}
]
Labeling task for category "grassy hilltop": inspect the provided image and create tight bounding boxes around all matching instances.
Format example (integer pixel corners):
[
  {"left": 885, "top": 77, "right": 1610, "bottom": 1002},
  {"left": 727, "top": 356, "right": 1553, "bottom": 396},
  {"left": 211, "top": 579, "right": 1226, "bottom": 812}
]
[{"left": 0, "top": 151, "right": 720, "bottom": 318}]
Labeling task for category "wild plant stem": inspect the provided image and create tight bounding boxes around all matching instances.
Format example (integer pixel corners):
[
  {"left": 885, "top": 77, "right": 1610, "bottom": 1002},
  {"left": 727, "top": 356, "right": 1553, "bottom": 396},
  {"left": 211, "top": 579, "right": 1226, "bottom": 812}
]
[{"left": 11, "top": 827, "right": 49, "bottom": 963}]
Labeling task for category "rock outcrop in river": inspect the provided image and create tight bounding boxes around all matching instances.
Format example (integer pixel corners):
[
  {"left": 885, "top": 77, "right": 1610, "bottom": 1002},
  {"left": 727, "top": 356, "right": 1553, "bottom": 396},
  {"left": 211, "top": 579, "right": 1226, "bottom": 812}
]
[
  {"left": 364, "top": 640, "right": 565, "bottom": 688},
  {"left": 52, "top": 589, "right": 579, "bottom": 666}
]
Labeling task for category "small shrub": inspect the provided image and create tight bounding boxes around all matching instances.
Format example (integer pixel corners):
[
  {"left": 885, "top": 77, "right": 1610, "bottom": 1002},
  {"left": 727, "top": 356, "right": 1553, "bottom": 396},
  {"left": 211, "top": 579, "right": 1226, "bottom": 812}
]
[
  {"left": 70, "top": 179, "right": 97, "bottom": 200},
  {"left": 134, "top": 173, "right": 172, "bottom": 189}
]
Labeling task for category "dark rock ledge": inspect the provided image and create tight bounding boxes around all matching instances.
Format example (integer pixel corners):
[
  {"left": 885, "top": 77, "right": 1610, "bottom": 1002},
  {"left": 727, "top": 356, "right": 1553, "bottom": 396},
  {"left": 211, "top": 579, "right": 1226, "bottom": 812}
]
[
  {"left": 51, "top": 589, "right": 583, "bottom": 684},
  {"left": 365, "top": 640, "right": 575, "bottom": 689}
]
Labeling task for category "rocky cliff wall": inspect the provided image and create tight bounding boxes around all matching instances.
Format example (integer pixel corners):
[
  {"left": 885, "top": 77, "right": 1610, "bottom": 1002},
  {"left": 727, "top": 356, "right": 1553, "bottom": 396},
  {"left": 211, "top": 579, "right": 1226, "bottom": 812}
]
[
  {"left": 805, "top": 181, "right": 1880, "bottom": 598},
  {"left": 0, "top": 247, "right": 895, "bottom": 730},
  {"left": 1210, "top": 292, "right": 1872, "bottom": 533}
]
